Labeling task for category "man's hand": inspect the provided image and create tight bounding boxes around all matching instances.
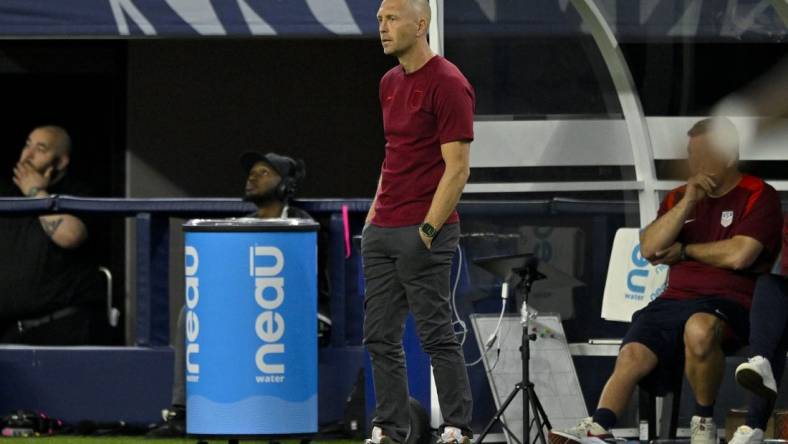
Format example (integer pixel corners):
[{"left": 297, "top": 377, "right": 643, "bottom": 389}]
[
  {"left": 419, "top": 228, "right": 433, "bottom": 250},
  {"left": 684, "top": 173, "right": 717, "bottom": 204},
  {"left": 651, "top": 242, "right": 683, "bottom": 265},
  {"left": 13, "top": 162, "right": 52, "bottom": 196},
  {"left": 366, "top": 175, "right": 381, "bottom": 225}
]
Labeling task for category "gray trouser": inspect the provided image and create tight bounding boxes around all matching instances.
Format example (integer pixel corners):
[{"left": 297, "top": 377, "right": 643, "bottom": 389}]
[
  {"left": 362, "top": 223, "right": 473, "bottom": 443},
  {"left": 172, "top": 304, "right": 186, "bottom": 407}
]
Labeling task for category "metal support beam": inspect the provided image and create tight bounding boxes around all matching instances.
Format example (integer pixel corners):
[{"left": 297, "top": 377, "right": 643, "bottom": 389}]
[
  {"left": 570, "top": 0, "right": 659, "bottom": 226},
  {"left": 135, "top": 213, "right": 170, "bottom": 346},
  {"left": 465, "top": 180, "right": 644, "bottom": 194},
  {"left": 429, "top": 0, "right": 444, "bottom": 55}
]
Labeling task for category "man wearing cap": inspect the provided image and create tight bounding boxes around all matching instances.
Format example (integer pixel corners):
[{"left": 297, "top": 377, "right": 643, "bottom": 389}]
[
  {"left": 239, "top": 151, "right": 311, "bottom": 219},
  {"left": 362, "top": 1, "right": 475, "bottom": 444},
  {"left": 550, "top": 118, "right": 783, "bottom": 444},
  {"left": 148, "top": 151, "right": 319, "bottom": 437}
]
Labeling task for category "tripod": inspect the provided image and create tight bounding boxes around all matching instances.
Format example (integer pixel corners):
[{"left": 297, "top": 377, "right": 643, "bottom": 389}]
[{"left": 474, "top": 259, "right": 552, "bottom": 444}]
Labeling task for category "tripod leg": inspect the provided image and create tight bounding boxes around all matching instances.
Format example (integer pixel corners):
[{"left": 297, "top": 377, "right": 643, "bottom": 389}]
[
  {"left": 474, "top": 383, "right": 523, "bottom": 444},
  {"left": 501, "top": 421, "right": 522, "bottom": 444},
  {"left": 527, "top": 386, "right": 548, "bottom": 444},
  {"left": 523, "top": 377, "right": 531, "bottom": 444},
  {"left": 529, "top": 385, "right": 552, "bottom": 430}
]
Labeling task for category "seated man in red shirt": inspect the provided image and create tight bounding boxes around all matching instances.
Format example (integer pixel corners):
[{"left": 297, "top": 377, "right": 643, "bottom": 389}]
[{"left": 550, "top": 118, "right": 783, "bottom": 444}]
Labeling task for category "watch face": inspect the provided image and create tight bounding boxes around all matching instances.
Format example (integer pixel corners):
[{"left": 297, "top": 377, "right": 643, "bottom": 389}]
[{"left": 421, "top": 223, "right": 436, "bottom": 237}]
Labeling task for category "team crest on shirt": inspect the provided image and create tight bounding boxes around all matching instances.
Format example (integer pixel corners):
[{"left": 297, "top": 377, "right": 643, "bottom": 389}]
[
  {"left": 721, "top": 210, "right": 734, "bottom": 227},
  {"left": 408, "top": 89, "right": 424, "bottom": 109}
]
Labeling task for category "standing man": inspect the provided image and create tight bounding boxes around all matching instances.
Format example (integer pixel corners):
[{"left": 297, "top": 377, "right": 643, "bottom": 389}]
[
  {"left": 0, "top": 125, "right": 105, "bottom": 344},
  {"left": 362, "top": 1, "right": 475, "bottom": 444}
]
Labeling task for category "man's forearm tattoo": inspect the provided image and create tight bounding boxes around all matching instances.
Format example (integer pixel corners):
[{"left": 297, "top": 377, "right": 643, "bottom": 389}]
[{"left": 41, "top": 217, "right": 64, "bottom": 237}]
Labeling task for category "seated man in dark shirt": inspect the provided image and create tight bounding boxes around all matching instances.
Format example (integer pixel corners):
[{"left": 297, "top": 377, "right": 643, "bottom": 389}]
[
  {"left": 0, "top": 125, "right": 104, "bottom": 345},
  {"left": 148, "top": 151, "right": 324, "bottom": 437},
  {"left": 550, "top": 118, "right": 783, "bottom": 444},
  {"left": 728, "top": 218, "right": 787, "bottom": 444}
]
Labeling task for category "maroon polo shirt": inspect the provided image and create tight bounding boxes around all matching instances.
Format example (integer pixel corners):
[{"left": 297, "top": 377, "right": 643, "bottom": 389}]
[
  {"left": 658, "top": 174, "right": 783, "bottom": 308},
  {"left": 371, "top": 55, "right": 475, "bottom": 228}
]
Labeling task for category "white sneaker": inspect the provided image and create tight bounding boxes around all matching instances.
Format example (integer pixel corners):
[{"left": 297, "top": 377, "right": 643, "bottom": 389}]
[
  {"left": 548, "top": 417, "right": 613, "bottom": 444},
  {"left": 365, "top": 426, "right": 392, "bottom": 444},
  {"left": 690, "top": 416, "right": 717, "bottom": 444},
  {"left": 438, "top": 426, "right": 470, "bottom": 444},
  {"left": 728, "top": 425, "right": 764, "bottom": 444},
  {"left": 736, "top": 356, "right": 778, "bottom": 401}
]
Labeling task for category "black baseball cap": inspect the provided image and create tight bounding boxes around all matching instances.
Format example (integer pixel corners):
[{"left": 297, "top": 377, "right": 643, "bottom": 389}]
[{"left": 240, "top": 151, "right": 296, "bottom": 178}]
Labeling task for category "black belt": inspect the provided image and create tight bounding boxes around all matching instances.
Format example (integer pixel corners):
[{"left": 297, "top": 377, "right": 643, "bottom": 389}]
[{"left": 17, "top": 307, "right": 81, "bottom": 333}]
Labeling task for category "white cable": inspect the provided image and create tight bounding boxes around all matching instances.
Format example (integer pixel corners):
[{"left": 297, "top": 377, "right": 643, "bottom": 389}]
[
  {"left": 489, "top": 296, "right": 507, "bottom": 347},
  {"left": 450, "top": 245, "right": 468, "bottom": 345},
  {"left": 464, "top": 351, "right": 488, "bottom": 367},
  {"left": 488, "top": 334, "right": 502, "bottom": 371},
  {"left": 466, "top": 296, "right": 507, "bottom": 368},
  {"left": 450, "top": 245, "right": 510, "bottom": 368},
  {"left": 487, "top": 282, "right": 507, "bottom": 346},
  {"left": 451, "top": 244, "right": 463, "bottom": 302},
  {"left": 486, "top": 300, "right": 506, "bottom": 371}
]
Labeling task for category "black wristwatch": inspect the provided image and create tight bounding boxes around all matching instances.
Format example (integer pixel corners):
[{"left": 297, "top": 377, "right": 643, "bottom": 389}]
[
  {"left": 420, "top": 222, "right": 437, "bottom": 238},
  {"left": 680, "top": 243, "right": 688, "bottom": 261}
]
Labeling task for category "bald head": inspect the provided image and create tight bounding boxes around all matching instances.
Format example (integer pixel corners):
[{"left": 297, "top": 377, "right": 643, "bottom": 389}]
[
  {"left": 19, "top": 125, "right": 72, "bottom": 177},
  {"left": 408, "top": 0, "right": 431, "bottom": 27},
  {"left": 378, "top": 0, "right": 432, "bottom": 58},
  {"left": 35, "top": 125, "right": 72, "bottom": 156}
]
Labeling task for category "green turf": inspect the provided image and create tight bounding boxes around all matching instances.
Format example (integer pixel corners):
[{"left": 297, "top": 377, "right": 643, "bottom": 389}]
[{"left": 3, "top": 439, "right": 193, "bottom": 444}]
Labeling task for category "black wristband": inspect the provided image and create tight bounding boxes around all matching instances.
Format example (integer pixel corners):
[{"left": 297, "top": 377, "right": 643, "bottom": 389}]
[{"left": 680, "top": 243, "right": 688, "bottom": 261}]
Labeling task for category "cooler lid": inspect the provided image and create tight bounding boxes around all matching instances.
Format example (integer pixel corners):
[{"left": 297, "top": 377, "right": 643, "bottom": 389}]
[{"left": 183, "top": 217, "right": 319, "bottom": 232}]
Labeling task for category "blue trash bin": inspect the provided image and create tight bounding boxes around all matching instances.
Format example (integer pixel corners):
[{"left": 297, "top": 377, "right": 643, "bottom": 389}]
[{"left": 183, "top": 218, "right": 318, "bottom": 437}]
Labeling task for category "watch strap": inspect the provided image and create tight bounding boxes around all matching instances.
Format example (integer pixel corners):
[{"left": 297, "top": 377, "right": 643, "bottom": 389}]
[{"left": 420, "top": 222, "right": 437, "bottom": 238}]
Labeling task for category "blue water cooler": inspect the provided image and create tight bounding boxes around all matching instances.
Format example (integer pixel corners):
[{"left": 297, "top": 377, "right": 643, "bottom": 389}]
[{"left": 183, "top": 218, "right": 318, "bottom": 438}]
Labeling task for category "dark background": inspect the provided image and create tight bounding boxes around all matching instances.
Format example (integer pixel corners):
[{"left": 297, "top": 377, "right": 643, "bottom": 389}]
[
  {"left": 0, "top": 38, "right": 784, "bottom": 344},
  {"left": 0, "top": 39, "right": 784, "bottom": 199},
  {"left": 0, "top": 41, "right": 125, "bottom": 198},
  {"left": 125, "top": 39, "right": 392, "bottom": 199}
]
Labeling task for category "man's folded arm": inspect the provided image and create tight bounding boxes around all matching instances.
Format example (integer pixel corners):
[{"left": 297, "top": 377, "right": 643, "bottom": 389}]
[
  {"left": 685, "top": 235, "right": 764, "bottom": 271},
  {"left": 640, "top": 197, "right": 693, "bottom": 261}
]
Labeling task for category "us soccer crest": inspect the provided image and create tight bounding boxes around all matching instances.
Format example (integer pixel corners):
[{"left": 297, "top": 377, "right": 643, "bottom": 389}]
[{"left": 721, "top": 210, "right": 734, "bottom": 227}]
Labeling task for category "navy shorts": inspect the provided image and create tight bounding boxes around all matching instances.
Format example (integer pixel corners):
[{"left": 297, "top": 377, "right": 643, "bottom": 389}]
[{"left": 621, "top": 297, "right": 750, "bottom": 395}]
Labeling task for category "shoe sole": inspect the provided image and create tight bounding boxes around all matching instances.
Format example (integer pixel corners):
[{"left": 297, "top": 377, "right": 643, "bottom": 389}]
[
  {"left": 549, "top": 431, "right": 583, "bottom": 444},
  {"left": 549, "top": 431, "right": 611, "bottom": 444},
  {"left": 365, "top": 438, "right": 395, "bottom": 444},
  {"left": 736, "top": 367, "right": 777, "bottom": 402}
]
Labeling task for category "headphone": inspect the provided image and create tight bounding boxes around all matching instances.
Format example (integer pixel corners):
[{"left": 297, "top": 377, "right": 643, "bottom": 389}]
[{"left": 276, "top": 158, "right": 306, "bottom": 201}]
